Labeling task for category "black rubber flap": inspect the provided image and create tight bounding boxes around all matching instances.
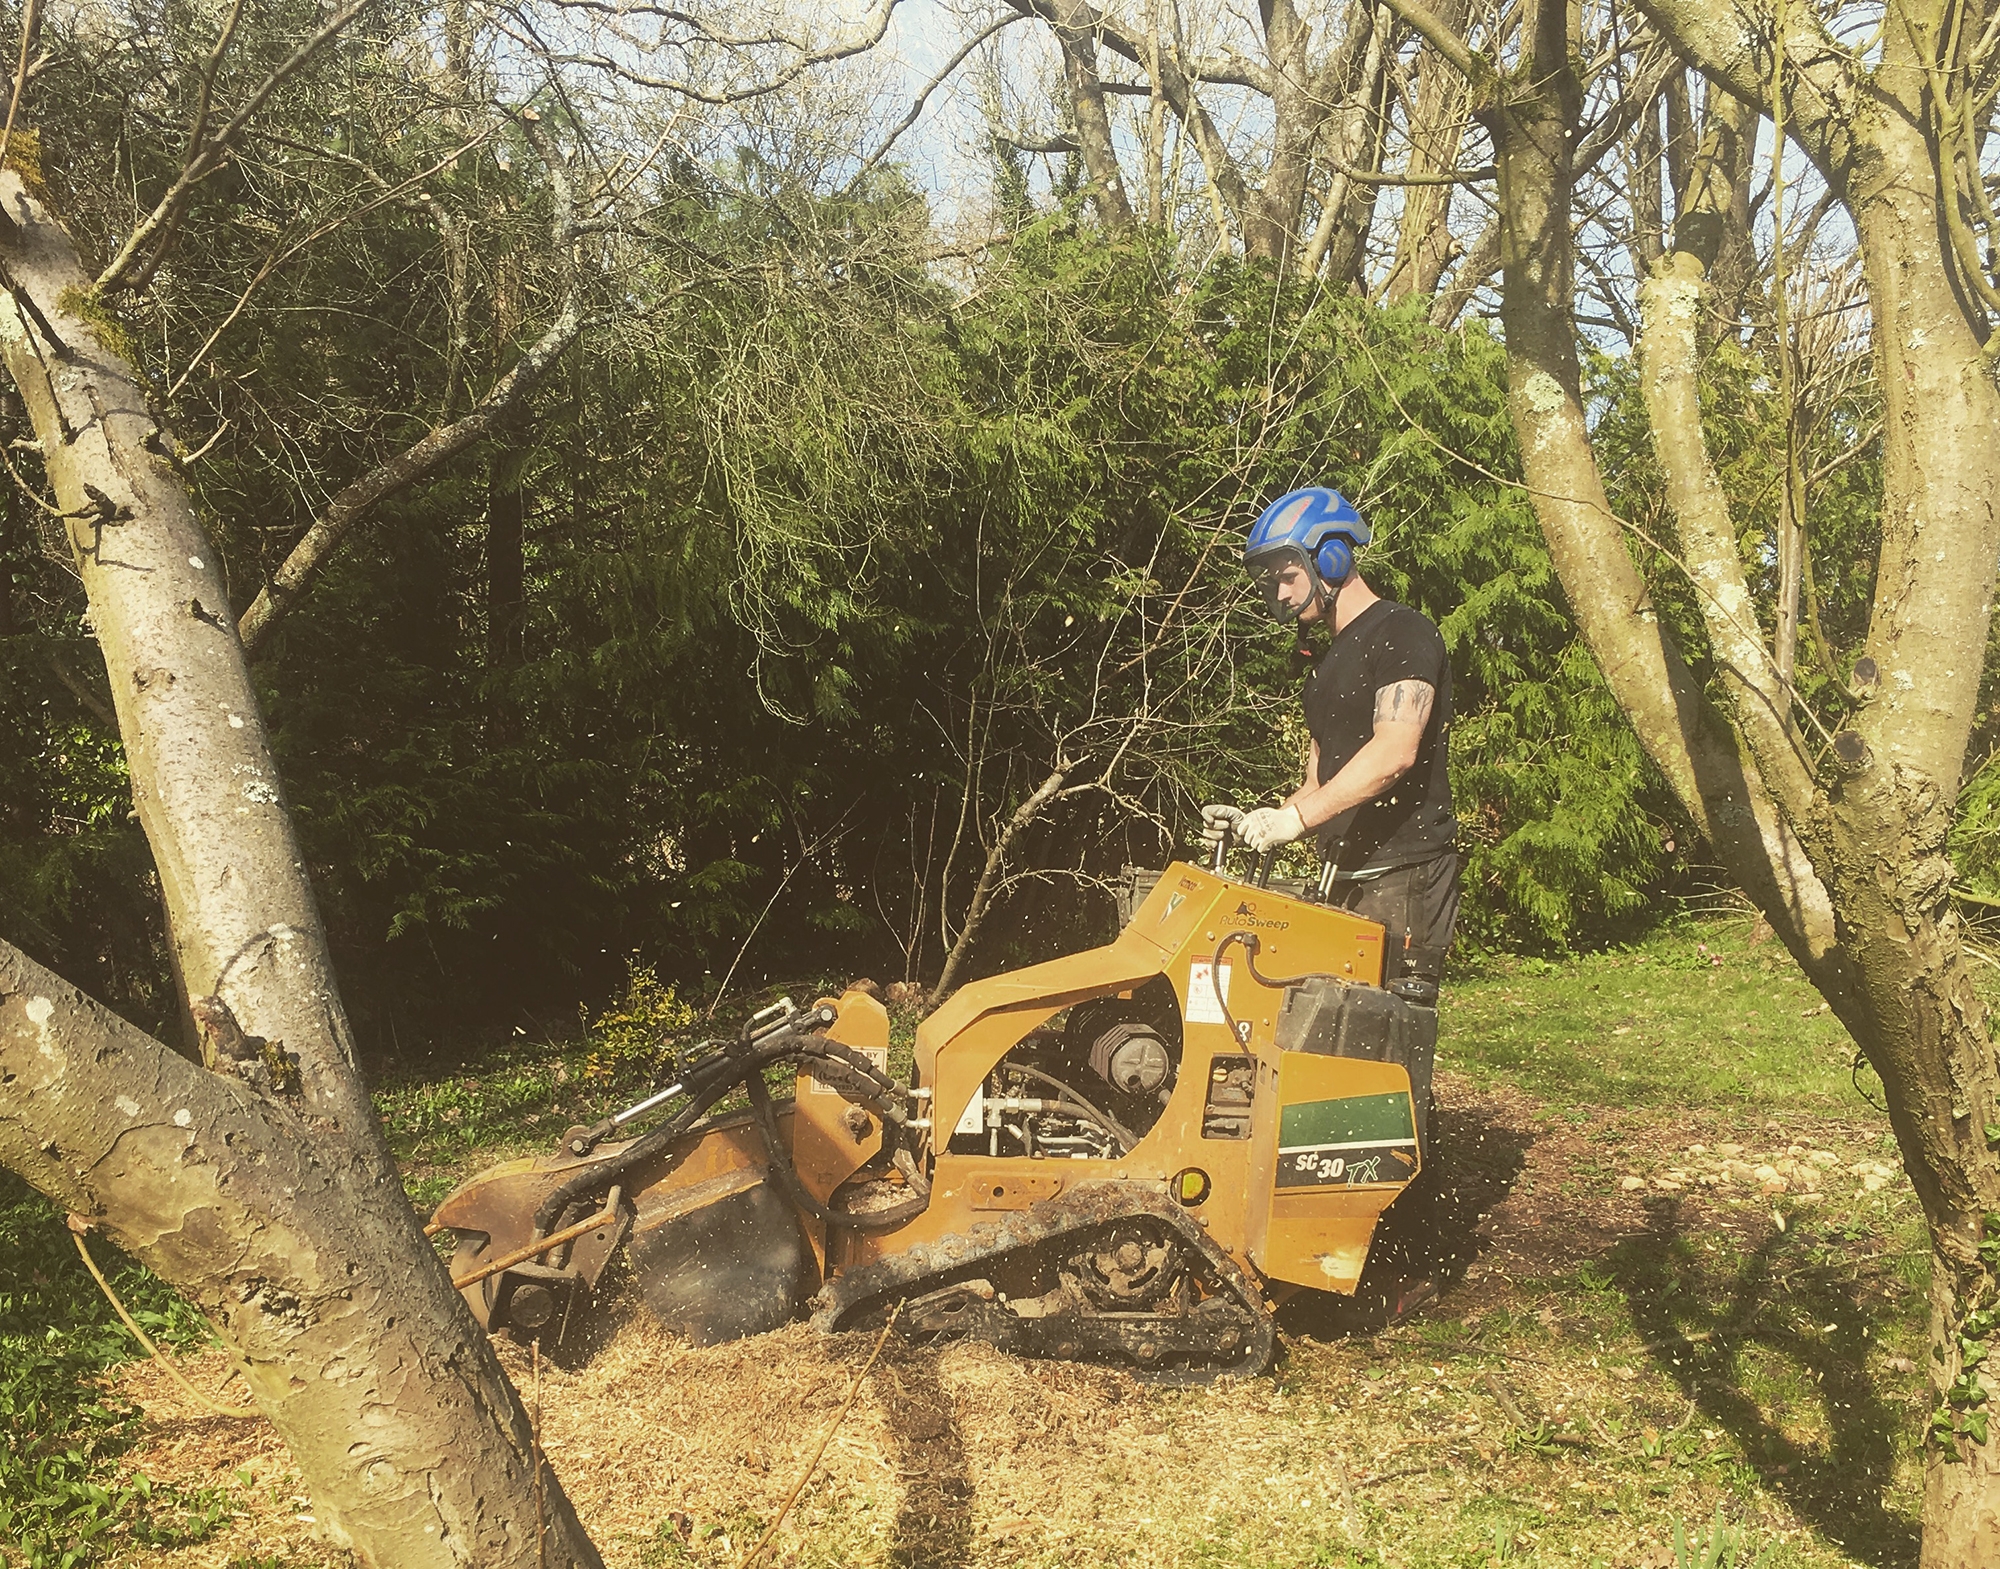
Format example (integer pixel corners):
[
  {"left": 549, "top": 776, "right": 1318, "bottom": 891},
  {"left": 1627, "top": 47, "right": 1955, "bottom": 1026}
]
[{"left": 628, "top": 1178, "right": 811, "bottom": 1346}]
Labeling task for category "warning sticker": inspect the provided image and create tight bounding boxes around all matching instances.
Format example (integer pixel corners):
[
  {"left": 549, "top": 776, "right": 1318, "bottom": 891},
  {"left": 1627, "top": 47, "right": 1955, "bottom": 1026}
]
[
  {"left": 1186, "top": 960, "right": 1234, "bottom": 1025},
  {"left": 810, "top": 1044, "right": 888, "bottom": 1094}
]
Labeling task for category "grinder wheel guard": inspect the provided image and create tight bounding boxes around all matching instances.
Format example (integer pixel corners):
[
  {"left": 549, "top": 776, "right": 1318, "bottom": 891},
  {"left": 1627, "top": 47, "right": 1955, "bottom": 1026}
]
[{"left": 430, "top": 852, "right": 1437, "bottom": 1381}]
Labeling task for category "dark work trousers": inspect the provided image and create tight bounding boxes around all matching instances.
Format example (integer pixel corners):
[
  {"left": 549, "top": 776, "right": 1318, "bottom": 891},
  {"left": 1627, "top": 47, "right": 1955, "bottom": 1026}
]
[
  {"left": 1325, "top": 850, "right": 1463, "bottom": 991},
  {"left": 1326, "top": 850, "right": 1461, "bottom": 1151}
]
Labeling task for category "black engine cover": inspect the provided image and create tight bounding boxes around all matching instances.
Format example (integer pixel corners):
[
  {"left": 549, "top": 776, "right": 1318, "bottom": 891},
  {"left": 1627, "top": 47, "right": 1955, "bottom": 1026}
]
[{"left": 1274, "top": 977, "right": 1436, "bottom": 1152}]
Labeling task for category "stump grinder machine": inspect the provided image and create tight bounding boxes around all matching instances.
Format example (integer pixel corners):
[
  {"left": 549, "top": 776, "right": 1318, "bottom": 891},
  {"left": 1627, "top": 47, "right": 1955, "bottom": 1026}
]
[{"left": 432, "top": 843, "right": 1440, "bottom": 1382}]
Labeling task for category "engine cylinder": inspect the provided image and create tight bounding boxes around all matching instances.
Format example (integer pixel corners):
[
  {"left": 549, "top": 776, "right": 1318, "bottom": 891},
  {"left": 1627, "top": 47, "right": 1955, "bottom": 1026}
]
[{"left": 1088, "top": 1021, "right": 1172, "bottom": 1094}]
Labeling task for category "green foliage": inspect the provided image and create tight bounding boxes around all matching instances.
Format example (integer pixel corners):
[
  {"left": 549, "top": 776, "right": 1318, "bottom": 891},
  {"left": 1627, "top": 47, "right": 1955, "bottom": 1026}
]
[
  {"left": 0, "top": 1173, "right": 228, "bottom": 1567},
  {"left": 1949, "top": 747, "right": 2000, "bottom": 899},
  {"left": 1670, "top": 1508, "right": 1777, "bottom": 1569},
  {"left": 6, "top": 5, "right": 1711, "bottom": 1051},
  {"left": 1929, "top": 1234, "right": 2000, "bottom": 1459},
  {"left": 581, "top": 959, "right": 698, "bottom": 1088},
  {"left": 0, "top": 562, "right": 172, "bottom": 1033}
]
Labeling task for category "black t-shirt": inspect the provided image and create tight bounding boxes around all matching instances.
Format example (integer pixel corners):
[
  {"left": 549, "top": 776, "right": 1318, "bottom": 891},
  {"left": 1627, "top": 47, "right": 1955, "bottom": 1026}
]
[{"left": 1303, "top": 598, "right": 1457, "bottom": 871}]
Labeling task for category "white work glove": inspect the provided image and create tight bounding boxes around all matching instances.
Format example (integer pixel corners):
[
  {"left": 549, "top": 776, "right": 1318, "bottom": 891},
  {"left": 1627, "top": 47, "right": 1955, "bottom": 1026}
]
[
  {"left": 1237, "top": 804, "right": 1307, "bottom": 853},
  {"left": 1199, "top": 803, "right": 1245, "bottom": 845}
]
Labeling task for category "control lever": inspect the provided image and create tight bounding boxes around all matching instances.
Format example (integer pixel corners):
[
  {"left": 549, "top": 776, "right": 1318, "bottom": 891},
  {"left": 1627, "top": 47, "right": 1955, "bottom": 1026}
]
[
  {"left": 1206, "top": 803, "right": 1240, "bottom": 873},
  {"left": 1308, "top": 832, "right": 1346, "bottom": 904}
]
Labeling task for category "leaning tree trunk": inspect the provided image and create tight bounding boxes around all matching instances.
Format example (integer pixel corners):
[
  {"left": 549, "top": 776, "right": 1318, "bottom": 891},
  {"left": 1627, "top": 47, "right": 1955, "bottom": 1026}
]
[
  {"left": 1812, "top": 24, "right": 2000, "bottom": 1554},
  {"left": 1439, "top": 0, "right": 2000, "bottom": 1551},
  {"left": 1469, "top": 0, "right": 1844, "bottom": 984},
  {"left": 0, "top": 171, "right": 602, "bottom": 1566},
  {"left": 1629, "top": 0, "right": 2000, "bottom": 1553}
]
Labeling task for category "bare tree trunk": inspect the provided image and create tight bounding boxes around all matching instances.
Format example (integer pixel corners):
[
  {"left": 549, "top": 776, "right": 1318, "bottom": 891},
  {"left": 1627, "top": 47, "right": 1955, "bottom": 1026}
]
[
  {"left": 1048, "top": 0, "right": 1137, "bottom": 232},
  {"left": 1822, "top": 22, "right": 2000, "bottom": 1553},
  {"left": 1387, "top": 0, "right": 2000, "bottom": 1548},
  {"left": 1639, "top": 4, "right": 2000, "bottom": 1546},
  {"left": 1384, "top": 0, "right": 1471, "bottom": 302},
  {"left": 1248, "top": 0, "right": 1333, "bottom": 264},
  {"left": 487, "top": 447, "right": 528, "bottom": 673},
  {"left": 1302, "top": 2, "right": 1394, "bottom": 279},
  {"left": 1321, "top": 26, "right": 1396, "bottom": 286},
  {"left": 1007, "top": 0, "right": 1285, "bottom": 252},
  {"left": 0, "top": 169, "right": 602, "bottom": 1568},
  {"left": 1672, "top": 82, "right": 1756, "bottom": 330},
  {"left": 1662, "top": 67, "right": 1695, "bottom": 210},
  {"left": 1143, "top": 0, "right": 1167, "bottom": 225},
  {"left": 1639, "top": 252, "right": 1812, "bottom": 824},
  {"left": 1461, "top": 0, "right": 1844, "bottom": 986},
  {"left": 1771, "top": 447, "right": 1805, "bottom": 683}
]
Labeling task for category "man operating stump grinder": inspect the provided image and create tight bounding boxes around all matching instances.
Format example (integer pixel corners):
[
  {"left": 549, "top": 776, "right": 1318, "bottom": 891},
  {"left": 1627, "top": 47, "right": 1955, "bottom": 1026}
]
[
  {"left": 431, "top": 484, "right": 1463, "bottom": 1362},
  {"left": 1206, "top": 488, "right": 1461, "bottom": 1314}
]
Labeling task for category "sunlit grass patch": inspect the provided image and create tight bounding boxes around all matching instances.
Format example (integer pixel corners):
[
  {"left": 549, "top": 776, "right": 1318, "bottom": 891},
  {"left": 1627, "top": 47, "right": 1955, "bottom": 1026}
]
[
  {"left": 0, "top": 1173, "right": 231, "bottom": 1567},
  {"left": 1444, "top": 920, "right": 1862, "bottom": 1111}
]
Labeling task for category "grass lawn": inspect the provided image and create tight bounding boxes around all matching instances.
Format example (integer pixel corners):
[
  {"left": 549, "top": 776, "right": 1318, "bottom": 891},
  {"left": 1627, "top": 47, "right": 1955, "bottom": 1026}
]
[
  {"left": 1443, "top": 914, "right": 1865, "bottom": 1110},
  {"left": 6, "top": 913, "right": 1939, "bottom": 1569}
]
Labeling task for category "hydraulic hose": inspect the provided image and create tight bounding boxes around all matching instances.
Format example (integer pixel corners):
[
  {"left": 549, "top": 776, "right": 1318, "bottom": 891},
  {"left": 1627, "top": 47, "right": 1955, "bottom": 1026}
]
[
  {"left": 743, "top": 1070, "right": 928, "bottom": 1232},
  {"left": 1218, "top": 929, "right": 1316, "bottom": 993},
  {"left": 530, "top": 1022, "right": 922, "bottom": 1234},
  {"left": 1003, "top": 1062, "right": 1137, "bottom": 1154},
  {"left": 533, "top": 1033, "right": 813, "bottom": 1230}
]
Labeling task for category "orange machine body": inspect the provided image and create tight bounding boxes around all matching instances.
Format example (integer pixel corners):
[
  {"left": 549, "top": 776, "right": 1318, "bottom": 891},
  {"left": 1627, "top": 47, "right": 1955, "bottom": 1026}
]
[
  {"left": 434, "top": 860, "right": 1425, "bottom": 1356},
  {"left": 833, "top": 860, "right": 1418, "bottom": 1296}
]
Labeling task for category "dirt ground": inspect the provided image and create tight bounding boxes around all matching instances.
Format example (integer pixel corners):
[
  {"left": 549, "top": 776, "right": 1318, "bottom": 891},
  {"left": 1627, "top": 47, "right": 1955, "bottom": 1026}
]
[{"left": 104, "top": 1071, "right": 1927, "bottom": 1569}]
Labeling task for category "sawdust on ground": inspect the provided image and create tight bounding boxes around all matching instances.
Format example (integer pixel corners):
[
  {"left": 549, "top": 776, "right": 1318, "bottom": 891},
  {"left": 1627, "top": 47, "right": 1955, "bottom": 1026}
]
[{"left": 103, "top": 1073, "right": 1920, "bottom": 1569}]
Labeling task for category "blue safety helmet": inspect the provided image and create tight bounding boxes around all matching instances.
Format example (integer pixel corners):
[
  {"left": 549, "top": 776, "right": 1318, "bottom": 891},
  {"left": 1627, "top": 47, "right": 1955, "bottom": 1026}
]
[{"left": 1243, "top": 487, "right": 1371, "bottom": 623}]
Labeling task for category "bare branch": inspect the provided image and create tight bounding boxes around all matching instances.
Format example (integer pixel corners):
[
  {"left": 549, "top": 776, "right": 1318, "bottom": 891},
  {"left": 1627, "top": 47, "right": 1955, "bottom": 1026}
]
[
  {"left": 182, "top": 0, "right": 248, "bottom": 162},
  {"left": 236, "top": 113, "right": 582, "bottom": 654},
  {"left": 929, "top": 764, "right": 1068, "bottom": 1007},
  {"left": 995, "top": 130, "right": 1082, "bottom": 154},
  {"left": 1324, "top": 150, "right": 1494, "bottom": 185},
  {"left": 1004, "top": 0, "right": 1255, "bottom": 235},
  {"left": 96, "top": 0, "right": 382, "bottom": 294},
  {"left": 848, "top": 14, "right": 1027, "bottom": 189},
  {"left": 1375, "top": 0, "right": 1482, "bottom": 80},
  {"left": 517, "top": 0, "right": 907, "bottom": 106},
  {"left": 169, "top": 123, "right": 496, "bottom": 396}
]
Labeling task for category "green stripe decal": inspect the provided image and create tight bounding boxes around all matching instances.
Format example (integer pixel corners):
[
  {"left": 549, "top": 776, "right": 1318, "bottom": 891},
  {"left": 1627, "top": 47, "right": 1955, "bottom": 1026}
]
[{"left": 1280, "top": 1091, "right": 1414, "bottom": 1150}]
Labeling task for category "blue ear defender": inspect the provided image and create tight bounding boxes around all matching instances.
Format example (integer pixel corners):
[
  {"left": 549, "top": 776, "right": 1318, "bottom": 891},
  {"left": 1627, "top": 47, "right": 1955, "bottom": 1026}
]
[{"left": 1315, "top": 535, "right": 1354, "bottom": 584}]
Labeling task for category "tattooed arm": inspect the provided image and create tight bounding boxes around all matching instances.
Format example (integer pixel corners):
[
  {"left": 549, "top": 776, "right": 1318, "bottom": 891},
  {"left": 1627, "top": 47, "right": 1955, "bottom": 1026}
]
[
  {"left": 1373, "top": 679, "right": 1435, "bottom": 735},
  {"left": 1287, "top": 680, "right": 1435, "bottom": 828}
]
